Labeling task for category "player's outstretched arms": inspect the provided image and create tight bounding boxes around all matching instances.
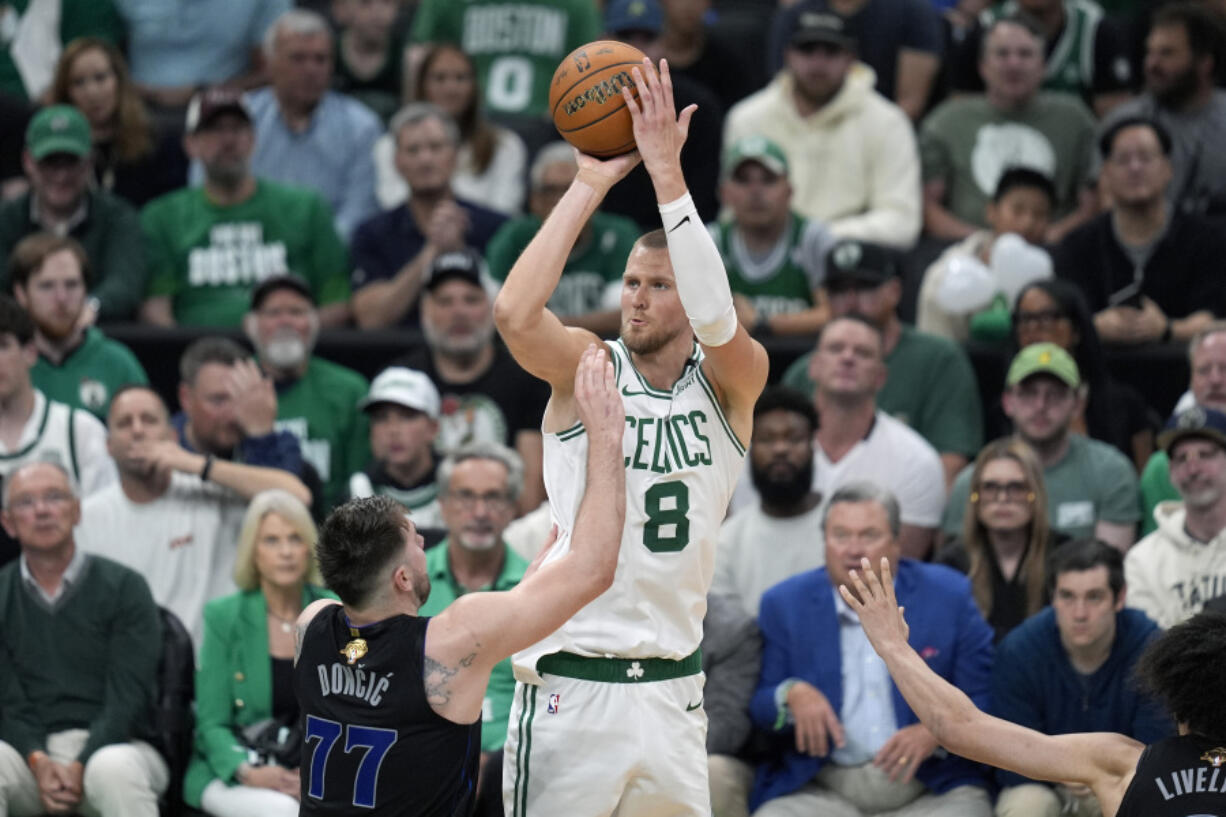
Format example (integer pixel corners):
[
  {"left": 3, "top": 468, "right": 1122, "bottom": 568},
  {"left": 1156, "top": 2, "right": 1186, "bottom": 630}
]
[
  {"left": 493, "top": 150, "right": 639, "bottom": 392},
  {"left": 423, "top": 345, "right": 626, "bottom": 721},
  {"left": 841, "top": 558, "right": 1144, "bottom": 817}
]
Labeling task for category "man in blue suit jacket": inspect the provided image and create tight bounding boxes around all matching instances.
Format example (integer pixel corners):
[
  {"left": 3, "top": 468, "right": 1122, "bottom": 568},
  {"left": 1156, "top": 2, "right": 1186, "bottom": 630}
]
[{"left": 750, "top": 481, "right": 994, "bottom": 816}]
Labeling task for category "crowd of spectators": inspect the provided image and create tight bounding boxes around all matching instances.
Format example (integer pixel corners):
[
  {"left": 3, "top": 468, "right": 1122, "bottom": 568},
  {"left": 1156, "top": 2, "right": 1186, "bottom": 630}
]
[{"left": 2, "top": 0, "right": 1226, "bottom": 814}]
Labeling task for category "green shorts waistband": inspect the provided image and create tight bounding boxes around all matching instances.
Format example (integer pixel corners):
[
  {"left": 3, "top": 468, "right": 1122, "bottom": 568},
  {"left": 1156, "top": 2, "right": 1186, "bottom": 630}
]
[{"left": 536, "top": 649, "right": 702, "bottom": 683}]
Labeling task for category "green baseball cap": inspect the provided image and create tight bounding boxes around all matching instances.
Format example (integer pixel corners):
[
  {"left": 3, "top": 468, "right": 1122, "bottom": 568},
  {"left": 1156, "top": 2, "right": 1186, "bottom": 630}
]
[
  {"left": 1006, "top": 342, "right": 1081, "bottom": 388},
  {"left": 723, "top": 135, "right": 789, "bottom": 179},
  {"left": 25, "top": 105, "right": 92, "bottom": 160}
]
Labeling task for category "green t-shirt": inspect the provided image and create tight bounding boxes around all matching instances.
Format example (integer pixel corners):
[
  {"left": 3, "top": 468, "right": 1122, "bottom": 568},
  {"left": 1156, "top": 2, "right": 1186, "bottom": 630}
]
[
  {"left": 417, "top": 541, "right": 529, "bottom": 751},
  {"left": 783, "top": 325, "right": 984, "bottom": 458},
  {"left": 1138, "top": 450, "right": 1177, "bottom": 536},
  {"left": 709, "top": 213, "right": 831, "bottom": 319},
  {"left": 274, "top": 358, "right": 370, "bottom": 512},
  {"left": 942, "top": 433, "right": 1141, "bottom": 539},
  {"left": 410, "top": 0, "right": 600, "bottom": 118},
  {"left": 141, "top": 180, "right": 350, "bottom": 327},
  {"left": 0, "top": 0, "right": 125, "bottom": 99},
  {"left": 31, "top": 328, "right": 148, "bottom": 420},
  {"left": 919, "top": 93, "right": 1096, "bottom": 227},
  {"left": 486, "top": 211, "right": 638, "bottom": 315}
]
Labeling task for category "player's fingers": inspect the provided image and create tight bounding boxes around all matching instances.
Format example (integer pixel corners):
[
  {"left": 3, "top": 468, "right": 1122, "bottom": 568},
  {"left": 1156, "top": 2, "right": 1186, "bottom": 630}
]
[
  {"left": 837, "top": 582, "right": 859, "bottom": 610},
  {"left": 620, "top": 85, "right": 642, "bottom": 120},
  {"left": 676, "top": 104, "right": 697, "bottom": 140},
  {"left": 631, "top": 66, "right": 651, "bottom": 111},
  {"left": 861, "top": 556, "right": 885, "bottom": 598},
  {"left": 847, "top": 568, "right": 871, "bottom": 605},
  {"left": 880, "top": 557, "right": 898, "bottom": 606}
]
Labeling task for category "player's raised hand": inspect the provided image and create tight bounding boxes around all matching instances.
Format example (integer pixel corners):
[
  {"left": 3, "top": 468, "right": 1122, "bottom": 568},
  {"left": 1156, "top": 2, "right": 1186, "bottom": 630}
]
[
  {"left": 840, "top": 557, "right": 911, "bottom": 654},
  {"left": 621, "top": 58, "right": 697, "bottom": 180},
  {"left": 573, "top": 343, "right": 622, "bottom": 450}
]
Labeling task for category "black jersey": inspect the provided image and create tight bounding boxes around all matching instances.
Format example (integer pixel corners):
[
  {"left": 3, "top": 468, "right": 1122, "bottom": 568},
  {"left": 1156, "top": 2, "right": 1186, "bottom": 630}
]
[
  {"left": 1117, "top": 734, "right": 1226, "bottom": 817},
  {"left": 296, "top": 606, "right": 480, "bottom": 816}
]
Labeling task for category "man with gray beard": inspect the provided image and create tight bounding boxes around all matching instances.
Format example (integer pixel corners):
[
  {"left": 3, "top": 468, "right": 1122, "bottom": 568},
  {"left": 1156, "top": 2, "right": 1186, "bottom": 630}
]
[
  {"left": 395, "top": 249, "right": 548, "bottom": 514},
  {"left": 244, "top": 274, "right": 371, "bottom": 511},
  {"left": 713, "top": 386, "right": 825, "bottom": 619}
]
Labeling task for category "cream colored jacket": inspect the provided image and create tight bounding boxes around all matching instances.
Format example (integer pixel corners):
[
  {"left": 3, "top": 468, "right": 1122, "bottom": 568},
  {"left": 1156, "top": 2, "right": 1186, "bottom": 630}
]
[
  {"left": 1125, "top": 501, "right": 1226, "bottom": 629},
  {"left": 724, "top": 64, "right": 921, "bottom": 248}
]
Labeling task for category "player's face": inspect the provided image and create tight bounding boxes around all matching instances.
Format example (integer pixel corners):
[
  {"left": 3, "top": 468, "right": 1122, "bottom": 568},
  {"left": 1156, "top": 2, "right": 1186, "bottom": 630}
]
[
  {"left": 369, "top": 403, "right": 437, "bottom": 469},
  {"left": 14, "top": 249, "right": 86, "bottom": 342},
  {"left": 421, "top": 279, "right": 494, "bottom": 358},
  {"left": 1191, "top": 332, "right": 1226, "bottom": 412},
  {"left": 972, "top": 456, "right": 1035, "bottom": 532},
  {"left": 252, "top": 289, "right": 317, "bottom": 371},
  {"left": 440, "top": 458, "right": 516, "bottom": 552},
  {"left": 0, "top": 334, "right": 35, "bottom": 403},
  {"left": 985, "top": 187, "right": 1051, "bottom": 247},
  {"left": 620, "top": 246, "right": 687, "bottom": 356},
  {"left": 400, "top": 517, "right": 431, "bottom": 606},
  {"left": 1013, "top": 287, "right": 1077, "bottom": 352},
  {"left": 824, "top": 500, "right": 900, "bottom": 602},
  {"left": 393, "top": 117, "right": 457, "bottom": 196},
  {"left": 529, "top": 160, "right": 577, "bottom": 221},
  {"left": 808, "top": 319, "right": 884, "bottom": 402},
  {"left": 107, "top": 388, "right": 172, "bottom": 476},
  {"left": 187, "top": 114, "right": 254, "bottom": 187},
  {"left": 271, "top": 30, "right": 333, "bottom": 111},
  {"left": 1052, "top": 566, "right": 1123, "bottom": 653},
  {"left": 1002, "top": 375, "right": 1080, "bottom": 447},
  {"left": 1145, "top": 24, "right": 1201, "bottom": 106},
  {"left": 2, "top": 463, "right": 80, "bottom": 553},
  {"left": 721, "top": 162, "right": 792, "bottom": 231},
  {"left": 420, "top": 47, "right": 476, "bottom": 121},
  {"left": 979, "top": 23, "right": 1044, "bottom": 105},
  {"left": 181, "top": 362, "right": 242, "bottom": 454},
  {"left": 1170, "top": 438, "right": 1226, "bottom": 511},
  {"left": 785, "top": 40, "right": 854, "bottom": 109},
  {"left": 254, "top": 511, "right": 312, "bottom": 591},
  {"left": 1102, "top": 125, "right": 1172, "bottom": 207}
]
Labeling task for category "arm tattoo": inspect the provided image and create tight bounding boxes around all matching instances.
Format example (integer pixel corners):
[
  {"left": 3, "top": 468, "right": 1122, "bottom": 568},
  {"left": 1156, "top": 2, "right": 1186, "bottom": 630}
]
[{"left": 423, "top": 651, "right": 478, "bottom": 706}]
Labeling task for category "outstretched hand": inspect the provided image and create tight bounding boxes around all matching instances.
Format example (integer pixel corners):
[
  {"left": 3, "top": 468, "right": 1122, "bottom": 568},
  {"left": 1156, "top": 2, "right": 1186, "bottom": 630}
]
[
  {"left": 839, "top": 557, "right": 911, "bottom": 654},
  {"left": 621, "top": 58, "right": 697, "bottom": 179},
  {"left": 573, "top": 344, "right": 623, "bottom": 449}
]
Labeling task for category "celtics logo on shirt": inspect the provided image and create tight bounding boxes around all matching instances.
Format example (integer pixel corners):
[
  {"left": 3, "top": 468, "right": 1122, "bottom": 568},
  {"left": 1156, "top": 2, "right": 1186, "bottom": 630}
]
[
  {"left": 78, "top": 379, "right": 108, "bottom": 413},
  {"left": 435, "top": 393, "right": 510, "bottom": 452}
]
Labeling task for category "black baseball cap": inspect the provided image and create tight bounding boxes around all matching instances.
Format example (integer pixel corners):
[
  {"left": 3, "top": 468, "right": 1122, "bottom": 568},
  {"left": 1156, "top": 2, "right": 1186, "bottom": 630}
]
[
  {"left": 824, "top": 239, "right": 899, "bottom": 288},
  {"left": 790, "top": 11, "right": 857, "bottom": 50},
  {"left": 251, "top": 274, "right": 315, "bottom": 310},
  {"left": 424, "top": 248, "right": 485, "bottom": 292}
]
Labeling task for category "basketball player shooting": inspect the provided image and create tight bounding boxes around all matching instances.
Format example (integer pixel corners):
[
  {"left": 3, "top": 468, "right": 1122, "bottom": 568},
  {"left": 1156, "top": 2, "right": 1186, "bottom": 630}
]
[
  {"left": 494, "top": 58, "right": 770, "bottom": 816},
  {"left": 842, "top": 557, "right": 1226, "bottom": 817},
  {"left": 292, "top": 345, "right": 626, "bottom": 816}
]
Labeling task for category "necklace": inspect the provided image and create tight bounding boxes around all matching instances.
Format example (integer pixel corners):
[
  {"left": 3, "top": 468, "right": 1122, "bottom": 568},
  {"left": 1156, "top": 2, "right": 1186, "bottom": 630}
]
[{"left": 267, "top": 610, "right": 298, "bottom": 634}]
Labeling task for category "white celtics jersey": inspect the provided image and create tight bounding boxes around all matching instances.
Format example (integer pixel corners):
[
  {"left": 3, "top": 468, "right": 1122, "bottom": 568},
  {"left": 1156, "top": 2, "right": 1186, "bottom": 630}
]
[
  {"left": 0, "top": 395, "right": 81, "bottom": 489},
  {"left": 512, "top": 339, "right": 747, "bottom": 684}
]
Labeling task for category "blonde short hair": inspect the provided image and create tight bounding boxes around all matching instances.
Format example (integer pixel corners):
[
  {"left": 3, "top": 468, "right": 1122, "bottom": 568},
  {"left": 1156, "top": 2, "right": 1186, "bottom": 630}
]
[{"left": 233, "top": 490, "right": 323, "bottom": 591}]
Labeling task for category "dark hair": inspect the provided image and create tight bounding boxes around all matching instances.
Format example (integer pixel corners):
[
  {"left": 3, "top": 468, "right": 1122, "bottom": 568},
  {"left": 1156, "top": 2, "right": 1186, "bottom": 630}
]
[
  {"left": 317, "top": 496, "right": 413, "bottom": 609},
  {"left": 1098, "top": 115, "right": 1173, "bottom": 159},
  {"left": 178, "top": 336, "right": 248, "bottom": 385},
  {"left": 1152, "top": 2, "right": 1225, "bottom": 67},
  {"left": 8, "top": 233, "right": 91, "bottom": 290},
  {"left": 1048, "top": 538, "right": 1125, "bottom": 599},
  {"left": 979, "top": 13, "right": 1045, "bottom": 61},
  {"left": 1135, "top": 610, "right": 1226, "bottom": 738},
  {"left": 754, "top": 385, "right": 819, "bottom": 433},
  {"left": 0, "top": 295, "right": 35, "bottom": 346},
  {"left": 414, "top": 44, "right": 498, "bottom": 174},
  {"left": 993, "top": 166, "right": 1057, "bottom": 208},
  {"left": 107, "top": 383, "right": 169, "bottom": 421}
]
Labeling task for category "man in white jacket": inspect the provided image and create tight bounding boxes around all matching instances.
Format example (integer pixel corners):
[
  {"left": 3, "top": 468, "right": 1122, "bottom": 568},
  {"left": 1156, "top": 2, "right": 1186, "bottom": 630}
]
[
  {"left": 724, "top": 11, "right": 920, "bottom": 249},
  {"left": 1126, "top": 406, "right": 1226, "bottom": 629}
]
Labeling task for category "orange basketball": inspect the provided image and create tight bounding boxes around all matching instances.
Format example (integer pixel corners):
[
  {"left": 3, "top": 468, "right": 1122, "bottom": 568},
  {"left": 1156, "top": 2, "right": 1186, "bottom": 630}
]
[{"left": 549, "top": 41, "right": 652, "bottom": 158}]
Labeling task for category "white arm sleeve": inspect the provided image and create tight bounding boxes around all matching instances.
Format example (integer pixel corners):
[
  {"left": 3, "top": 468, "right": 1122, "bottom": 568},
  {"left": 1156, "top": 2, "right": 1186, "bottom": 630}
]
[{"left": 658, "top": 192, "right": 738, "bottom": 347}]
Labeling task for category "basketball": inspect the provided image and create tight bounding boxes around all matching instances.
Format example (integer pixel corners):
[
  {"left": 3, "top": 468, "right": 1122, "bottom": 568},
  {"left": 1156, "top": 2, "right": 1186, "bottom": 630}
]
[{"left": 550, "top": 41, "right": 653, "bottom": 158}]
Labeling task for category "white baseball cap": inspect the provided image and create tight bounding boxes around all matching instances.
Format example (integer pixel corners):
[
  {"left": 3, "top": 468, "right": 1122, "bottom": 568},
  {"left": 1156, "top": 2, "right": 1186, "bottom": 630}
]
[{"left": 358, "top": 367, "right": 440, "bottom": 419}]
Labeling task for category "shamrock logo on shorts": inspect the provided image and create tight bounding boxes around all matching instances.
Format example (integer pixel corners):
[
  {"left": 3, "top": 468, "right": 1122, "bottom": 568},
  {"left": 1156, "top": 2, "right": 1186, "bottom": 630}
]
[{"left": 627, "top": 661, "right": 644, "bottom": 680}]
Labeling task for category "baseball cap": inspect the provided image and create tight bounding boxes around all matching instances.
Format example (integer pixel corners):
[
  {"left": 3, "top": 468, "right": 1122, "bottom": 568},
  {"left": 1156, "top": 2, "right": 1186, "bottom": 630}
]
[
  {"left": 423, "top": 248, "right": 485, "bottom": 292},
  {"left": 1158, "top": 406, "right": 1226, "bottom": 454},
  {"left": 358, "top": 367, "right": 441, "bottom": 419},
  {"left": 824, "top": 240, "right": 898, "bottom": 289},
  {"left": 25, "top": 106, "right": 92, "bottom": 160},
  {"left": 606, "top": 0, "right": 662, "bottom": 35},
  {"left": 251, "top": 274, "right": 315, "bottom": 311},
  {"left": 1006, "top": 342, "right": 1081, "bottom": 389},
  {"left": 724, "top": 136, "right": 789, "bottom": 179},
  {"left": 185, "top": 87, "right": 252, "bottom": 134},
  {"left": 790, "top": 11, "right": 857, "bottom": 50}
]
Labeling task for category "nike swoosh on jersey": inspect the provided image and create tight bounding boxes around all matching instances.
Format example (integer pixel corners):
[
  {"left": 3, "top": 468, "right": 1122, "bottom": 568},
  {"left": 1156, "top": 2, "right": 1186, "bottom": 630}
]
[
  {"left": 685, "top": 698, "right": 703, "bottom": 711},
  {"left": 668, "top": 215, "right": 691, "bottom": 233},
  {"left": 621, "top": 385, "right": 652, "bottom": 397}
]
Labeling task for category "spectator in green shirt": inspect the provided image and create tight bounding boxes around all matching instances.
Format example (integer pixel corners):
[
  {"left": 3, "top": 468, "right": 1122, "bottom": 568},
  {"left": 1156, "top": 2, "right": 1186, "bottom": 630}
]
[
  {"left": 417, "top": 439, "right": 529, "bottom": 817},
  {"left": 243, "top": 274, "right": 369, "bottom": 511},
  {"left": 9, "top": 233, "right": 147, "bottom": 420}
]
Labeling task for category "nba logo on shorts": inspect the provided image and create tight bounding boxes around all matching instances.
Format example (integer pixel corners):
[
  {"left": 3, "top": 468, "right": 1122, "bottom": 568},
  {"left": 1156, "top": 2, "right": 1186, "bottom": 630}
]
[{"left": 547, "top": 694, "right": 561, "bottom": 714}]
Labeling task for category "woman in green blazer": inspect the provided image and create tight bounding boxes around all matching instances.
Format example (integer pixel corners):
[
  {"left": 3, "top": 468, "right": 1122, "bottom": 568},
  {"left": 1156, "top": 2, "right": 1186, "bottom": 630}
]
[{"left": 185, "top": 490, "right": 336, "bottom": 816}]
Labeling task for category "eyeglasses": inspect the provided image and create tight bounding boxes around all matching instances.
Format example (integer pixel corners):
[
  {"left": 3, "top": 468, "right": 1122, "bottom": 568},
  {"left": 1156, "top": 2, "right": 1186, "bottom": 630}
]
[
  {"left": 1108, "top": 150, "right": 1162, "bottom": 168},
  {"left": 445, "top": 490, "right": 513, "bottom": 512},
  {"left": 971, "top": 480, "right": 1034, "bottom": 503},
  {"left": 9, "top": 490, "right": 74, "bottom": 513},
  {"left": 1014, "top": 309, "right": 1067, "bottom": 330}
]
